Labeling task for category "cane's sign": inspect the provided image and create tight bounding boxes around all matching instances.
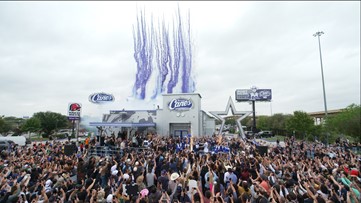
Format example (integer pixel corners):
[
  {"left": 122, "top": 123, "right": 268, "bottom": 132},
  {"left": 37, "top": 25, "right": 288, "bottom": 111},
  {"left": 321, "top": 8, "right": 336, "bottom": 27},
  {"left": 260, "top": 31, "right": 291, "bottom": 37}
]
[
  {"left": 89, "top": 92, "right": 115, "bottom": 104},
  {"left": 168, "top": 98, "right": 193, "bottom": 111}
]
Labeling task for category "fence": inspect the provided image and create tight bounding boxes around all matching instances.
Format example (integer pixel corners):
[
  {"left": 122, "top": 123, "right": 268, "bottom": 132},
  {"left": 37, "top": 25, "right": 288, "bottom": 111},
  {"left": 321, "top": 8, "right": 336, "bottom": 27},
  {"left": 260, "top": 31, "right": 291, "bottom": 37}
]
[
  {"left": 87, "top": 146, "right": 153, "bottom": 157},
  {"left": 346, "top": 146, "right": 361, "bottom": 154}
]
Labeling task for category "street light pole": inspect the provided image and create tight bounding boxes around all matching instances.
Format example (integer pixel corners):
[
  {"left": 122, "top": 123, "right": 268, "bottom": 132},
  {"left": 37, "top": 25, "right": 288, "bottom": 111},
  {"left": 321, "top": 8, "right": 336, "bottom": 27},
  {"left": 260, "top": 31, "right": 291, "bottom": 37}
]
[
  {"left": 313, "top": 31, "right": 329, "bottom": 145},
  {"left": 250, "top": 86, "right": 258, "bottom": 134}
]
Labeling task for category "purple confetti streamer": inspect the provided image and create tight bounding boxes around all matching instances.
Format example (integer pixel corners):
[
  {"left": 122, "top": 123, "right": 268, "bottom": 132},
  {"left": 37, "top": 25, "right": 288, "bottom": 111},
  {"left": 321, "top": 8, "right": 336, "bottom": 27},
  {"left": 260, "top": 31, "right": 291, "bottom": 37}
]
[{"left": 132, "top": 5, "right": 195, "bottom": 100}]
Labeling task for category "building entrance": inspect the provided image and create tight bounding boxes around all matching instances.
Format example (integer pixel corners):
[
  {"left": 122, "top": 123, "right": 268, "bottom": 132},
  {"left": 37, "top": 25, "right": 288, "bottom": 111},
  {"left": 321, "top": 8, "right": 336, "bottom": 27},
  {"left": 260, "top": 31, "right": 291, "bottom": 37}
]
[
  {"left": 170, "top": 123, "right": 190, "bottom": 138},
  {"left": 174, "top": 130, "right": 188, "bottom": 138}
]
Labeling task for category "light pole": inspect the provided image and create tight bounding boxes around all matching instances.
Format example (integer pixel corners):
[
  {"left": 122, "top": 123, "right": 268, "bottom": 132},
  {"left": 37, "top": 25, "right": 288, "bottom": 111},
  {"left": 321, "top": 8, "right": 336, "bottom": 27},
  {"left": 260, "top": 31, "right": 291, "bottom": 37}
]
[
  {"left": 250, "top": 86, "right": 257, "bottom": 134},
  {"left": 313, "top": 31, "right": 328, "bottom": 145}
]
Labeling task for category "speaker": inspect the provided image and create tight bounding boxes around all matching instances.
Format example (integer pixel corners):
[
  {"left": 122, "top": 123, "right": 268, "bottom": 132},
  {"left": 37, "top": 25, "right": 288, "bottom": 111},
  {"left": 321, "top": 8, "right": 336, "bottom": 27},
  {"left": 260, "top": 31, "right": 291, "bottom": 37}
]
[
  {"left": 64, "top": 144, "right": 77, "bottom": 156},
  {"left": 100, "top": 136, "right": 105, "bottom": 146},
  {"left": 256, "top": 146, "right": 268, "bottom": 156}
]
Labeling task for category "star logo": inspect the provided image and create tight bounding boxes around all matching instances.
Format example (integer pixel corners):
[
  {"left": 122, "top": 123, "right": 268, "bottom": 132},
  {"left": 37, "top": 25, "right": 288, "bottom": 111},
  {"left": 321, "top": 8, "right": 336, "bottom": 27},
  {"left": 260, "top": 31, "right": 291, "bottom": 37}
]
[{"left": 210, "top": 96, "right": 252, "bottom": 139}]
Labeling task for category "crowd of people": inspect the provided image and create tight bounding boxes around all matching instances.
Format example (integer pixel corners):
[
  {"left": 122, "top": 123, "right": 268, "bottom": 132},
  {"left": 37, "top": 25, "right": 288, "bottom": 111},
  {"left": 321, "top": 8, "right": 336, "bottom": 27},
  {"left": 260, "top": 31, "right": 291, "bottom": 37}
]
[{"left": 0, "top": 132, "right": 360, "bottom": 203}]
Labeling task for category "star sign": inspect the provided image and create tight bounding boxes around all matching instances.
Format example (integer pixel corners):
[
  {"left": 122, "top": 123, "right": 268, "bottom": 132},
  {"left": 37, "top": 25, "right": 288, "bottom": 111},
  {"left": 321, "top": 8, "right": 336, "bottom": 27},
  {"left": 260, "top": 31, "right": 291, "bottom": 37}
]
[{"left": 210, "top": 96, "right": 252, "bottom": 139}]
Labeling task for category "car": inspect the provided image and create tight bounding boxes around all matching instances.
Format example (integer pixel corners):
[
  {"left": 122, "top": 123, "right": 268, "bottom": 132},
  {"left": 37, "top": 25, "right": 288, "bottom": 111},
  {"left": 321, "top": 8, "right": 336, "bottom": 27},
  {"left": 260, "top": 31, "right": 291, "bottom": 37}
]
[
  {"left": 244, "top": 131, "right": 255, "bottom": 139},
  {"left": 25, "top": 137, "right": 31, "bottom": 144},
  {"left": 78, "top": 131, "right": 88, "bottom": 137},
  {"left": 58, "top": 129, "right": 72, "bottom": 135},
  {"left": 0, "top": 140, "right": 15, "bottom": 151},
  {"left": 0, "top": 136, "right": 28, "bottom": 146},
  {"left": 256, "top": 131, "right": 274, "bottom": 138}
]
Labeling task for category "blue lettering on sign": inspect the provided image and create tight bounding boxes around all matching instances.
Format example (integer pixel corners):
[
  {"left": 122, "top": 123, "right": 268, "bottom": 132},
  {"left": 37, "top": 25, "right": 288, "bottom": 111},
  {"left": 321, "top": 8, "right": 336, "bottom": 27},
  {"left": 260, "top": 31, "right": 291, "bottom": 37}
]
[
  {"left": 89, "top": 93, "right": 115, "bottom": 104},
  {"left": 168, "top": 98, "right": 193, "bottom": 110}
]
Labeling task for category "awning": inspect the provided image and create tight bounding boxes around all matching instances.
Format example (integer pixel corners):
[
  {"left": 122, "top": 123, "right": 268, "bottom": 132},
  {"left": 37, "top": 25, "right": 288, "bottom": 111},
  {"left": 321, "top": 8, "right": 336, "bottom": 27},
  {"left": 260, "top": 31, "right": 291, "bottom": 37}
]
[{"left": 89, "top": 122, "right": 156, "bottom": 127}]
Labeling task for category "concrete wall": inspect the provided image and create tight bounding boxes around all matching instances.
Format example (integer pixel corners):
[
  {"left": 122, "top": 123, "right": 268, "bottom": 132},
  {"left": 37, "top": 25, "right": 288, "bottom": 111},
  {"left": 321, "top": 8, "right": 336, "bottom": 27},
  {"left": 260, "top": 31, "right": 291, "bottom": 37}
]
[
  {"left": 201, "top": 111, "right": 216, "bottom": 136},
  {"left": 157, "top": 93, "right": 202, "bottom": 136}
]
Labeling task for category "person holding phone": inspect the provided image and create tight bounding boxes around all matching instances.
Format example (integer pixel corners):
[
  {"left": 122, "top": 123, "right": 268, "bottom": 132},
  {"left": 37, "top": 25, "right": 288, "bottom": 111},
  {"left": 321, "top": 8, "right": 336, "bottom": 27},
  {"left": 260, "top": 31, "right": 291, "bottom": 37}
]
[{"left": 160, "top": 189, "right": 170, "bottom": 203}]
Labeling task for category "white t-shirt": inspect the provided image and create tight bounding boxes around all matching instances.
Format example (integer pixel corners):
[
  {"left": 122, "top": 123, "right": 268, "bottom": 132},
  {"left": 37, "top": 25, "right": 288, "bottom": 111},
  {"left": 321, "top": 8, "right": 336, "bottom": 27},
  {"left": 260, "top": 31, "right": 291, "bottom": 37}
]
[
  {"left": 204, "top": 142, "right": 209, "bottom": 153},
  {"left": 120, "top": 141, "right": 126, "bottom": 150},
  {"left": 146, "top": 169, "right": 156, "bottom": 187}
]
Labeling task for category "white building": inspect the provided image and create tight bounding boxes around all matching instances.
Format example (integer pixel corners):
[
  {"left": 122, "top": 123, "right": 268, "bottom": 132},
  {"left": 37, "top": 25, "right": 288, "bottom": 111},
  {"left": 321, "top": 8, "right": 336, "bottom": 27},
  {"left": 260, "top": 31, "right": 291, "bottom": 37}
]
[{"left": 90, "top": 93, "right": 216, "bottom": 137}]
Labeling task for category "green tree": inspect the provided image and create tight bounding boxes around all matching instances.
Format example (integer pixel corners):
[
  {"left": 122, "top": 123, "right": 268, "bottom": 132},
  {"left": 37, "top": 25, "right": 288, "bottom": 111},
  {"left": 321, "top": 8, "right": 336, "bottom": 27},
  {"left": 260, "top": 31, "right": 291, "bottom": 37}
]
[
  {"left": 0, "top": 117, "right": 11, "bottom": 135},
  {"left": 225, "top": 117, "right": 237, "bottom": 126},
  {"left": 21, "top": 117, "right": 42, "bottom": 134},
  {"left": 269, "top": 114, "right": 289, "bottom": 129},
  {"left": 0, "top": 116, "right": 24, "bottom": 135},
  {"left": 286, "top": 111, "right": 314, "bottom": 139},
  {"left": 33, "top": 111, "right": 69, "bottom": 137},
  {"left": 215, "top": 119, "right": 222, "bottom": 125},
  {"left": 257, "top": 116, "right": 271, "bottom": 131},
  {"left": 326, "top": 104, "right": 361, "bottom": 143},
  {"left": 269, "top": 113, "right": 292, "bottom": 136},
  {"left": 241, "top": 116, "right": 252, "bottom": 127}
]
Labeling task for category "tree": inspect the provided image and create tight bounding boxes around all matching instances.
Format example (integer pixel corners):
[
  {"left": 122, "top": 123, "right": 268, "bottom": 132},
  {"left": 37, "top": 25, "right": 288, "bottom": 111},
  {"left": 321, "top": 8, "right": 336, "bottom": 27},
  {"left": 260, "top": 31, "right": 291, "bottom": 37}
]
[
  {"left": 215, "top": 119, "right": 222, "bottom": 125},
  {"left": 238, "top": 114, "right": 292, "bottom": 135},
  {"left": 286, "top": 111, "right": 314, "bottom": 139},
  {"left": 305, "top": 125, "right": 323, "bottom": 142},
  {"left": 269, "top": 113, "right": 292, "bottom": 136},
  {"left": 225, "top": 117, "right": 237, "bottom": 126},
  {"left": 326, "top": 104, "right": 361, "bottom": 143},
  {"left": 21, "top": 117, "right": 41, "bottom": 134},
  {"left": 257, "top": 116, "right": 271, "bottom": 131},
  {"left": 241, "top": 116, "right": 252, "bottom": 127},
  {"left": 0, "top": 116, "right": 24, "bottom": 135},
  {"left": 0, "top": 117, "right": 11, "bottom": 135},
  {"left": 33, "top": 111, "right": 69, "bottom": 137}
]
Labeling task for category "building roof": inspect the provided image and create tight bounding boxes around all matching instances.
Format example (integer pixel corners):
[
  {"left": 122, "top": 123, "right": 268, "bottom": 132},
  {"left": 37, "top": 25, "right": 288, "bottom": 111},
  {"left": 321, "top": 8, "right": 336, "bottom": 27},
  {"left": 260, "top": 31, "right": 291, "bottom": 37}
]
[
  {"left": 109, "top": 110, "right": 157, "bottom": 114},
  {"left": 202, "top": 110, "right": 216, "bottom": 119},
  {"left": 162, "top": 93, "right": 202, "bottom": 98},
  {"left": 89, "top": 122, "right": 156, "bottom": 127}
]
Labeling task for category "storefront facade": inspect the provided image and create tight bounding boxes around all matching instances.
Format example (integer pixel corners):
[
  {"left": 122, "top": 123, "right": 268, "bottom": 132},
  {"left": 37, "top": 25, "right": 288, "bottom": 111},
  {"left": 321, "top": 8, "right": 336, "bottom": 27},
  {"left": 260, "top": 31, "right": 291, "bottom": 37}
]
[
  {"left": 90, "top": 93, "right": 215, "bottom": 137},
  {"left": 158, "top": 93, "right": 202, "bottom": 136}
]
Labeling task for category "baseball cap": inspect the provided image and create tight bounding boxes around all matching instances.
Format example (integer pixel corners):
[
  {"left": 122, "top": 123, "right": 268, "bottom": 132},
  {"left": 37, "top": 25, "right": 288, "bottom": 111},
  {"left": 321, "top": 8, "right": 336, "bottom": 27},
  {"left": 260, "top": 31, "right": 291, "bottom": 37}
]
[
  {"left": 123, "top": 173, "right": 130, "bottom": 180},
  {"left": 106, "top": 194, "right": 113, "bottom": 203}
]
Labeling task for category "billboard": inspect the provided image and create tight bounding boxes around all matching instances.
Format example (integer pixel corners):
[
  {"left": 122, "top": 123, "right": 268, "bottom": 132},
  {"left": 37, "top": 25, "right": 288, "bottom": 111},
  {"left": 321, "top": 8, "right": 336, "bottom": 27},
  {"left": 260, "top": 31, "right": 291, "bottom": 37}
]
[
  {"left": 68, "top": 103, "right": 82, "bottom": 120},
  {"left": 235, "top": 89, "right": 272, "bottom": 102}
]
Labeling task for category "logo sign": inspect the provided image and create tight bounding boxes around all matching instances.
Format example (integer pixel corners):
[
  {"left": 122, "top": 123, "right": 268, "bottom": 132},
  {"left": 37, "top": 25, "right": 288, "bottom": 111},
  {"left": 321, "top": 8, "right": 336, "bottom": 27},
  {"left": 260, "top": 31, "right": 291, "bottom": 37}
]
[
  {"left": 68, "top": 103, "right": 82, "bottom": 120},
  {"left": 168, "top": 98, "right": 193, "bottom": 111},
  {"left": 235, "top": 89, "right": 272, "bottom": 102},
  {"left": 89, "top": 92, "right": 115, "bottom": 104}
]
